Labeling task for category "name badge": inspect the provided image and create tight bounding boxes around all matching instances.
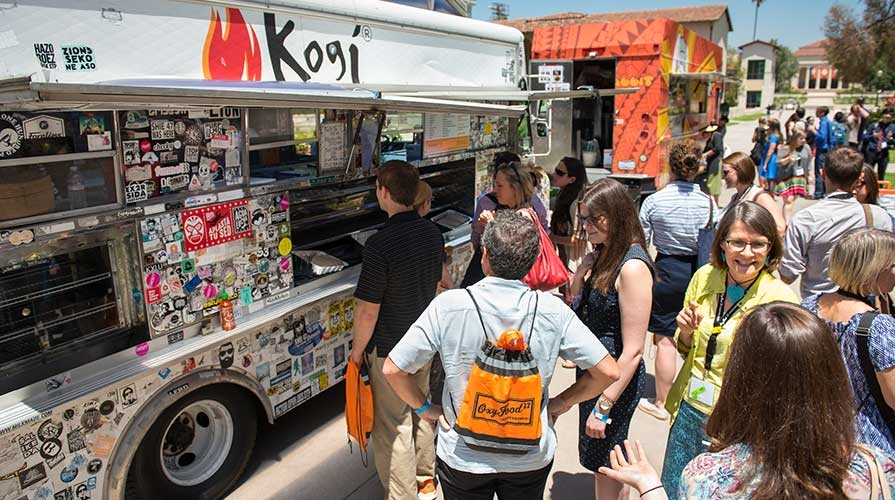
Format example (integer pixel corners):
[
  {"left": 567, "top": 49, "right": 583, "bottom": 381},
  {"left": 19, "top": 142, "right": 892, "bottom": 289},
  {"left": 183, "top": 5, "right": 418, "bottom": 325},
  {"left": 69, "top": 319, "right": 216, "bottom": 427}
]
[{"left": 688, "top": 378, "right": 716, "bottom": 407}]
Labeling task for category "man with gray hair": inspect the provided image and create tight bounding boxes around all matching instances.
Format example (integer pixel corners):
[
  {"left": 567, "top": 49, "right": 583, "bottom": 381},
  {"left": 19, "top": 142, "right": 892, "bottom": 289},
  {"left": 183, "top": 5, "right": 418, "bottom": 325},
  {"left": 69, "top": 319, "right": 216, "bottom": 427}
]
[{"left": 383, "top": 211, "right": 619, "bottom": 499}]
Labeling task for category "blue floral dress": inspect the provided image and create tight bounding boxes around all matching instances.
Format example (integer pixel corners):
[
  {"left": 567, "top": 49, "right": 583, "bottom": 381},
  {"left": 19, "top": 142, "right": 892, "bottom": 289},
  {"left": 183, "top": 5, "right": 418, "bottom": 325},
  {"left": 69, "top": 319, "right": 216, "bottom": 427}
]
[
  {"left": 679, "top": 443, "right": 895, "bottom": 499},
  {"left": 803, "top": 295, "right": 895, "bottom": 456}
]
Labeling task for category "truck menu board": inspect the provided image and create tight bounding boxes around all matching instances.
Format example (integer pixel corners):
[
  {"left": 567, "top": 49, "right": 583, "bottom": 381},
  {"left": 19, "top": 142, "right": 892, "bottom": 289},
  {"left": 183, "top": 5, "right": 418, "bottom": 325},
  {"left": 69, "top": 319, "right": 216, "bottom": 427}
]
[
  {"left": 138, "top": 193, "right": 292, "bottom": 336},
  {"left": 119, "top": 108, "right": 243, "bottom": 203}
]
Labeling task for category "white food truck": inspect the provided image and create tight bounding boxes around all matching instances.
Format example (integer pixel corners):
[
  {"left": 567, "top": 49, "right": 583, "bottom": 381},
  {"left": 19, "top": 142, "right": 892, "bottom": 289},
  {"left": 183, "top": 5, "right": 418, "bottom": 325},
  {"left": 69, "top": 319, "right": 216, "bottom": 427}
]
[{"left": 0, "top": 1, "right": 538, "bottom": 499}]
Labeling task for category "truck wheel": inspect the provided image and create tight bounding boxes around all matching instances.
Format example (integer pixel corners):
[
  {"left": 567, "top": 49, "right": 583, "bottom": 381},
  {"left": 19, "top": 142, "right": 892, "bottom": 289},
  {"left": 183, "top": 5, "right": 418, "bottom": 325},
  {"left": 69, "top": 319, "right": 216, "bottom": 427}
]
[{"left": 127, "top": 385, "right": 257, "bottom": 500}]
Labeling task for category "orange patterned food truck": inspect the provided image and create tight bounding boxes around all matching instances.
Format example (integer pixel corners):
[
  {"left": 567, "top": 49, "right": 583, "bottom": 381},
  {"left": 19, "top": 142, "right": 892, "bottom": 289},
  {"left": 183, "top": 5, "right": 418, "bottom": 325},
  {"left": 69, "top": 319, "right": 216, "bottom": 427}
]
[{"left": 528, "top": 18, "right": 724, "bottom": 190}]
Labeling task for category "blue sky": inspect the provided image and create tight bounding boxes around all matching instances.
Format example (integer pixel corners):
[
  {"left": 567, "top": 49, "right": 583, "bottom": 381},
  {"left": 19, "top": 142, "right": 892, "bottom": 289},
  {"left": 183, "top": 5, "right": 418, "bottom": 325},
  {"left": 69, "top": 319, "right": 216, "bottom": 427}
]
[{"left": 471, "top": 0, "right": 863, "bottom": 51}]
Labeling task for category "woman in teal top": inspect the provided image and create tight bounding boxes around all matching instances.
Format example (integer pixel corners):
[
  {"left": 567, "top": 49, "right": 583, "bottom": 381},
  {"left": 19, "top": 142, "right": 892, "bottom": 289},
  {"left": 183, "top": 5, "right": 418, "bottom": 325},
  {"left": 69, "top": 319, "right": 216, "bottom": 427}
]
[{"left": 759, "top": 118, "right": 783, "bottom": 191}]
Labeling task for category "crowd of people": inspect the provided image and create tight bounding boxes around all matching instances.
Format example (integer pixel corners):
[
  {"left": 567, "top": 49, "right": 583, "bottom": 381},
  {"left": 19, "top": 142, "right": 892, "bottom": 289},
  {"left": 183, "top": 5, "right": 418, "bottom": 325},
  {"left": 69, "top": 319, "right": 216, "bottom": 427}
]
[{"left": 348, "top": 105, "right": 895, "bottom": 499}]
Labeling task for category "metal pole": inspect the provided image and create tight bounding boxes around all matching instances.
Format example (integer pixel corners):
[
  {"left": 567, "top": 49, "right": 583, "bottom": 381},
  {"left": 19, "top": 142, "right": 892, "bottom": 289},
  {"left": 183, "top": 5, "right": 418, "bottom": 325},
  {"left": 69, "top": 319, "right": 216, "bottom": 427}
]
[{"left": 753, "top": 6, "right": 758, "bottom": 40}]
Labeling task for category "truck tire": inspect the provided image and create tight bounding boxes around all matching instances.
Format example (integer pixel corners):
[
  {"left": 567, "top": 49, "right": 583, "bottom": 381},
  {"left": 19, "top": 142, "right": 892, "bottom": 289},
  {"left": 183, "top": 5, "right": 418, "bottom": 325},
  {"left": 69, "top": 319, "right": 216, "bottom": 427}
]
[{"left": 126, "top": 385, "right": 257, "bottom": 500}]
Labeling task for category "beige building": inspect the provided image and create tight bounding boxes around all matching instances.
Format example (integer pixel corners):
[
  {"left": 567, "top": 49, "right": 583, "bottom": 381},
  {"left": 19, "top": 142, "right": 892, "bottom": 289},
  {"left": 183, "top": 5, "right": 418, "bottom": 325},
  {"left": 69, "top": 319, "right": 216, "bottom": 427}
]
[
  {"left": 737, "top": 40, "right": 777, "bottom": 110},
  {"left": 792, "top": 39, "right": 850, "bottom": 107}
]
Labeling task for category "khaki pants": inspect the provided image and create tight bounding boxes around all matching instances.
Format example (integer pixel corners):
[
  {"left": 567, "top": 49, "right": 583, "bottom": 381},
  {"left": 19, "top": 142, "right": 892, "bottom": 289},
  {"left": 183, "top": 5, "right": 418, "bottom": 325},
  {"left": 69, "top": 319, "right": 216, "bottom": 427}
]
[{"left": 367, "top": 352, "right": 436, "bottom": 500}]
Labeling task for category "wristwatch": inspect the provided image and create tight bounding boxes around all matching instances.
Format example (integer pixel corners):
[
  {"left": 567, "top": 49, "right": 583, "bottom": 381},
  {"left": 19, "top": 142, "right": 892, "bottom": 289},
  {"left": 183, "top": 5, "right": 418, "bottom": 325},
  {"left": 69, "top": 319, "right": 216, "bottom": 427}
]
[{"left": 597, "top": 396, "right": 614, "bottom": 413}]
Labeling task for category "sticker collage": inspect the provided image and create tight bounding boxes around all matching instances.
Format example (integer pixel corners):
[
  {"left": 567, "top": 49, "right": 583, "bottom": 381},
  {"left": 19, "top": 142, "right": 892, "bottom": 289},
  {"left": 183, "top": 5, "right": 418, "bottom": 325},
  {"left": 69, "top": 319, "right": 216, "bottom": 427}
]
[
  {"left": 119, "top": 109, "right": 243, "bottom": 204},
  {"left": 138, "top": 193, "right": 292, "bottom": 336}
]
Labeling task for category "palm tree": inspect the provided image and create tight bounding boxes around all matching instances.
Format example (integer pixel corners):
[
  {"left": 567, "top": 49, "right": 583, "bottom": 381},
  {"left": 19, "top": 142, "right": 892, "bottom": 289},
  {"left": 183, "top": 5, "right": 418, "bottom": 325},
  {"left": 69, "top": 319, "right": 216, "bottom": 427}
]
[{"left": 752, "top": 0, "right": 765, "bottom": 41}]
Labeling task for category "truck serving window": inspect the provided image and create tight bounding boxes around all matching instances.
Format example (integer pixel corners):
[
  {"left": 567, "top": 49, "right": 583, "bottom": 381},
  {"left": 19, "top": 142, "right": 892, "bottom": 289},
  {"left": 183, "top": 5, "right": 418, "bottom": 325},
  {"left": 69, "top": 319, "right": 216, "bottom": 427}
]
[
  {"left": 248, "top": 108, "right": 319, "bottom": 184},
  {"left": 0, "top": 111, "right": 117, "bottom": 225}
]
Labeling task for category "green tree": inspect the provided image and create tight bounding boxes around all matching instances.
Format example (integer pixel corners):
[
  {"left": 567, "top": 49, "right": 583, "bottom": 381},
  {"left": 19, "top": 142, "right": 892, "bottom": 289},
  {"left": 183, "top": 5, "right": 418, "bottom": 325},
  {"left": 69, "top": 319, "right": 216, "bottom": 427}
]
[
  {"left": 770, "top": 39, "right": 798, "bottom": 92},
  {"left": 825, "top": 0, "right": 895, "bottom": 85},
  {"left": 724, "top": 49, "right": 743, "bottom": 107}
]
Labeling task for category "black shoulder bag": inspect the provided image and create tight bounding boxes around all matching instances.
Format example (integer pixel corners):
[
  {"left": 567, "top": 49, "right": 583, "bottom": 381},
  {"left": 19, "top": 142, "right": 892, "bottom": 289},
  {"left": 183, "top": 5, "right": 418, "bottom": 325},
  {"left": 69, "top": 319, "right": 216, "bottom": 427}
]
[{"left": 856, "top": 312, "right": 895, "bottom": 437}]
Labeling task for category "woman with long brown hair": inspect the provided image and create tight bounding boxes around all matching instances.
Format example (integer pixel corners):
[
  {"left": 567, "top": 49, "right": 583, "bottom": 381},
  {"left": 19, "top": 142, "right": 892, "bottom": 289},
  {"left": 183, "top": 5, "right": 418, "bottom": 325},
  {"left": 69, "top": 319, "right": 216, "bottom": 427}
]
[
  {"left": 570, "top": 178, "right": 654, "bottom": 500},
  {"left": 597, "top": 302, "right": 895, "bottom": 499}
]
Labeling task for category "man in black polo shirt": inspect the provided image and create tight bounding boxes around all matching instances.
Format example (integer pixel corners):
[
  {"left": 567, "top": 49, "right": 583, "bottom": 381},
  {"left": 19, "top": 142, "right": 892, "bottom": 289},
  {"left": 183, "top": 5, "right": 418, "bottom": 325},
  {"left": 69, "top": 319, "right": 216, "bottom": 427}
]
[{"left": 350, "top": 160, "right": 444, "bottom": 500}]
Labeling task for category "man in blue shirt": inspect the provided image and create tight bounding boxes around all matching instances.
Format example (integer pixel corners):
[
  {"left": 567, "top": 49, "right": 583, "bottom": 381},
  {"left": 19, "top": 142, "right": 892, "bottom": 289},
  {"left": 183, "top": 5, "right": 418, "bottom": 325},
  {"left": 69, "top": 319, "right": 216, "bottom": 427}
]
[{"left": 813, "top": 106, "right": 833, "bottom": 198}]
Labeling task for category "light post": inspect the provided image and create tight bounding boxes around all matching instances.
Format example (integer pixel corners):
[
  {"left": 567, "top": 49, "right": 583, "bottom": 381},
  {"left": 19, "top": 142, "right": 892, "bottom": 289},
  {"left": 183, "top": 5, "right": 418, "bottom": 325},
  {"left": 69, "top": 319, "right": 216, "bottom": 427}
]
[{"left": 877, "top": 69, "right": 884, "bottom": 107}]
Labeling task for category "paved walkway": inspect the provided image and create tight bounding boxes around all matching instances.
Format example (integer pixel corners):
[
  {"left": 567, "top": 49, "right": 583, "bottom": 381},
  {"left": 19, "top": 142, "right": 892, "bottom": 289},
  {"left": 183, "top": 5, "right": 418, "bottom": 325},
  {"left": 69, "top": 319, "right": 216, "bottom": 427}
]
[{"left": 224, "top": 118, "right": 806, "bottom": 500}]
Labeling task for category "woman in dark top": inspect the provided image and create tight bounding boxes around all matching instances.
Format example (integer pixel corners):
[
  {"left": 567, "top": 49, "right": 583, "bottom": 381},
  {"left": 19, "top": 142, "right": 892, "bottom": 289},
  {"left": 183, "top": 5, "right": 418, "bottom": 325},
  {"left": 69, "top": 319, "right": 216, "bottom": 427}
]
[
  {"left": 550, "top": 157, "right": 587, "bottom": 301},
  {"left": 571, "top": 178, "right": 654, "bottom": 500}
]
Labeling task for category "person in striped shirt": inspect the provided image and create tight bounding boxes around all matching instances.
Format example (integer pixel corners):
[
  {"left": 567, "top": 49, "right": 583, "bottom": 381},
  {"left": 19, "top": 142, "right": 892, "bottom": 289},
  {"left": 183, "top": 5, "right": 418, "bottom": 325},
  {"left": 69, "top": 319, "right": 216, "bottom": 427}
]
[{"left": 638, "top": 141, "right": 719, "bottom": 421}]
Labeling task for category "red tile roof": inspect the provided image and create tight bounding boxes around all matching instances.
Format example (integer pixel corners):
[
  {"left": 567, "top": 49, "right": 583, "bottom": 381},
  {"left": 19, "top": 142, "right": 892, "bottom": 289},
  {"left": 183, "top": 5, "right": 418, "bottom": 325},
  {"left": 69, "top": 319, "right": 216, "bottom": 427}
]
[
  {"left": 496, "top": 5, "right": 732, "bottom": 32},
  {"left": 738, "top": 40, "right": 778, "bottom": 50},
  {"left": 794, "top": 39, "right": 828, "bottom": 58}
]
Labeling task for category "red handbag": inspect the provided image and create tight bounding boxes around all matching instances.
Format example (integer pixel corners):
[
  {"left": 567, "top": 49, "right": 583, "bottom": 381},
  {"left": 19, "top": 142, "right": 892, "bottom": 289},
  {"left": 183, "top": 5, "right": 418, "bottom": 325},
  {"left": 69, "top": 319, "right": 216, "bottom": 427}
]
[{"left": 522, "top": 209, "right": 570, "bottom": 291}]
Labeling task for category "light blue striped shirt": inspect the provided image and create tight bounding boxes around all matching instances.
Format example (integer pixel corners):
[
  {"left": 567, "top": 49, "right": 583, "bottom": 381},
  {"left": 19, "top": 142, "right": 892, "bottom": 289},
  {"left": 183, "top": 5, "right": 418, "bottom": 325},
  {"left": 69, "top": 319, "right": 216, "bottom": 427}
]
[{"left": 639, "top": 181, "right": 719, "bottom": 256}]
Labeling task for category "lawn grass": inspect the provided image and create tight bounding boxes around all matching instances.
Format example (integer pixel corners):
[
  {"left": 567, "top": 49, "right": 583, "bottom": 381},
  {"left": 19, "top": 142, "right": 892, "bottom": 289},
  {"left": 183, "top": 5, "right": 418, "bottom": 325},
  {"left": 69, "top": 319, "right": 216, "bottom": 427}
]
[{"left": 731, "top": 111, "right": 766, "bottom": 123}]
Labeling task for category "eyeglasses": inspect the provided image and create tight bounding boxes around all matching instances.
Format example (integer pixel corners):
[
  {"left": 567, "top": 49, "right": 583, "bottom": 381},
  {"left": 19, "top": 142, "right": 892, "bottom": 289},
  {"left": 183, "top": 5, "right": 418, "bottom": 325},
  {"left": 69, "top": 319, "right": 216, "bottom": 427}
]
[
  {"left": 576, "top": 213, "right": 600, "bottom": 227},
  {"left": 554, "top": 169, "right": 568, "bottom": 177},
  {"left": 724, "top": 239, "right": 770, "bottom": 253}
]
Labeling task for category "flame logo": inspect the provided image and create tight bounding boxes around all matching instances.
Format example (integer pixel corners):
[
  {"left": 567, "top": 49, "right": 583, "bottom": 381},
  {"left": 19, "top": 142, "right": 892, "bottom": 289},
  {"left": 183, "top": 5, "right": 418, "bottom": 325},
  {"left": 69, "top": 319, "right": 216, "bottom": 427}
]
[{"left": 203, "top": 8, "right": 262, "bottom": 81}]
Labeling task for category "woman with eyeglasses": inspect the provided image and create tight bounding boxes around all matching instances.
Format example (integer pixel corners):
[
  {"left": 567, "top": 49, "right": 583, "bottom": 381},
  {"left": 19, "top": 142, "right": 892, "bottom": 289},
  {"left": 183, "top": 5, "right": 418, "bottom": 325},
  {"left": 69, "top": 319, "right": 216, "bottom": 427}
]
[
  {"left": 570, "top": 178, "right": 655, "bottom": 500},
  {"left": 637, "top": 141, "right": 719, "bottom": 422},
  {"left": 803, "top": 228, "right": 895, "bottom": 456},
  {"left": 550, "top": 157, "right": 588, "bottom": 302},
  {"left": 599, "top": 302, "right": 895, "bottom": 500},
  {"left": 720, "top": 152, "right": 785, "bottom": 238},
  {"left": 659, "top": 201, "right": 797, "bottom": 499}
]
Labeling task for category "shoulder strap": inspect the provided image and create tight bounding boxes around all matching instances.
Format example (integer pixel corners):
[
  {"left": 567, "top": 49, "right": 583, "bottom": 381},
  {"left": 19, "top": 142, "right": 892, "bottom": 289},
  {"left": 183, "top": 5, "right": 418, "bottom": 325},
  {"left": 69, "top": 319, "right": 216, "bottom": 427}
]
[
  {"left": 465, "top": 289, "right": 487, "bottom": 336},
  {"left": 466, "top": 288, "right": 540, "bottom": 344},
  {"left": 705, "top": 194, "right": 713, "bottom": 228},
  {"left": 855, "top": 312, "right": 895, "bottom": 437},
  {"left": 862, "top": 203, "right": 874, "bottom": 228}
]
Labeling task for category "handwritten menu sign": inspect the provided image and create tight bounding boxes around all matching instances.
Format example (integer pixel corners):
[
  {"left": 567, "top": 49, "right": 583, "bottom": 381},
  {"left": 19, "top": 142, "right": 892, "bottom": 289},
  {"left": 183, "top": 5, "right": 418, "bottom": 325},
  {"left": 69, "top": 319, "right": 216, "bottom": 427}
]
[
  {"left": 180, "top": 200, "right": 252, "bottom": 252},
  {"left": 319, "top": 122, "right": 348, "bottom": 173}
]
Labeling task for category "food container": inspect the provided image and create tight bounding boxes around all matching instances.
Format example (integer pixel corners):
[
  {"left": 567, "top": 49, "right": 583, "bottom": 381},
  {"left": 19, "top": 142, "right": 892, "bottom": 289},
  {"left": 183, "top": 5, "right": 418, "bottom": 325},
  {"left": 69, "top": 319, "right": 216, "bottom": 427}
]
[{"left": 293, "top": 250, "right": 348, "bottom": 276}]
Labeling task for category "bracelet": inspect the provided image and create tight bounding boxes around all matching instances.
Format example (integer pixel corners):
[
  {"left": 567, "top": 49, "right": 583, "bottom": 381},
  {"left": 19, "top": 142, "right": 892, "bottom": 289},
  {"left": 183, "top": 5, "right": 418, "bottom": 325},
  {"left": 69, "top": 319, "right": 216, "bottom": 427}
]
[
  {"left": 640, "top": 485, "right": 664, "bottom": 497},
  {"left": 591, "top": 408, "right": 612, "bottom": 425},
  {"left": 414, "top": 400, "right": 431, "bottom": 415}
]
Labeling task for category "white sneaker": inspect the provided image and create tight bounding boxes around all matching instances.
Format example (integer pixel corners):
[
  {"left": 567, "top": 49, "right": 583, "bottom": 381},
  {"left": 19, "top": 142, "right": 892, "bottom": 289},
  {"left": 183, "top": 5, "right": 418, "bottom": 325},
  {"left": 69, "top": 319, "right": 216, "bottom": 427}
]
[{"left": 638, "top": 398, "right": 670, "bottom": 420}]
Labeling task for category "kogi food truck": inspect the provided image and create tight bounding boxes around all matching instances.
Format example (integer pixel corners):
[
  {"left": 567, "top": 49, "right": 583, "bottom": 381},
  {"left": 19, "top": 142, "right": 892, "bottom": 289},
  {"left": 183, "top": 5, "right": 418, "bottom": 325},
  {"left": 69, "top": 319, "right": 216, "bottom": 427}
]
[{"left": 0, "top": 1, "right": 532, "bottom": 499}]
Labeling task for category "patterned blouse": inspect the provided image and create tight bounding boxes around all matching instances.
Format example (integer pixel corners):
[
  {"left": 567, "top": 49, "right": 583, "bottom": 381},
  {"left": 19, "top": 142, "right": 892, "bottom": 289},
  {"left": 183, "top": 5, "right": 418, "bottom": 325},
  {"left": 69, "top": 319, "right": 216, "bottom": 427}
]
[
  {"left": 803, "top": 294, "right": 895, "bottom": 456},
  {"left": 679, "top": 443, "right": 895, "bottom": 499}
]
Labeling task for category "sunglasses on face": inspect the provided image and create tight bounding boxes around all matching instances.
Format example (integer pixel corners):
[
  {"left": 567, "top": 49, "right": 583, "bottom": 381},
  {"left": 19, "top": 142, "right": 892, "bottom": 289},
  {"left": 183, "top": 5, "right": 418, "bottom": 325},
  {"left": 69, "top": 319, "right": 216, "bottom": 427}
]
[
  {"left": 722, "top": 168, "right": 734, "bottom": 178},
  {"left": 554, "top": 169, "right": 568, "bottom": 177}
]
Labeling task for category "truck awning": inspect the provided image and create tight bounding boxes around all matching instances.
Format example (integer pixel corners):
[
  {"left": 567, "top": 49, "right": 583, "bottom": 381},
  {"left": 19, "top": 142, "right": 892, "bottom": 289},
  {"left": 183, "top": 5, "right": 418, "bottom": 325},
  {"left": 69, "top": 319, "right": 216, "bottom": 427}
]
[
  {"left": 0, "top": 77, "right": 527, "bottom": 117},
  {"left": 379, "top": 87, "right": 639, "bottom": 101}
]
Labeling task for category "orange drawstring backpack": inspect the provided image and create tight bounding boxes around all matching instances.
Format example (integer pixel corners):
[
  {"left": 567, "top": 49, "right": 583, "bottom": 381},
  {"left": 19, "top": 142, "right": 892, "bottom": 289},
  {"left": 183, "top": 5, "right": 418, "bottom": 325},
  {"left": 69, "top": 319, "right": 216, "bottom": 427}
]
[{"left": 454, "top": 289, "right": 543, "bottom": 454}]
